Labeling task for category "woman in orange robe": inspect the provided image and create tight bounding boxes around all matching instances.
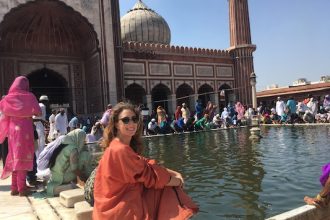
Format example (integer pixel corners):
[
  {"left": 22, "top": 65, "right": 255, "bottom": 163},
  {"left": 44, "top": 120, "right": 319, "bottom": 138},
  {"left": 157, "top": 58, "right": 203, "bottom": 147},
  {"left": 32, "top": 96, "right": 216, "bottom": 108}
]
[{"left": 93, "top": 102, "right": 198, "bottom": 220}]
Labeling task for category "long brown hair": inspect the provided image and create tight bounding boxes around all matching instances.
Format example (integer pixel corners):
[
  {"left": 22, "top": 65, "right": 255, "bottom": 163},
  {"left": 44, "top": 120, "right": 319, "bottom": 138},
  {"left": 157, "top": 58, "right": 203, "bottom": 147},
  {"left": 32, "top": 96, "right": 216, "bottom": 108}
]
[{"left": 101, "top": 102, "right": 144, "bottom": 154}]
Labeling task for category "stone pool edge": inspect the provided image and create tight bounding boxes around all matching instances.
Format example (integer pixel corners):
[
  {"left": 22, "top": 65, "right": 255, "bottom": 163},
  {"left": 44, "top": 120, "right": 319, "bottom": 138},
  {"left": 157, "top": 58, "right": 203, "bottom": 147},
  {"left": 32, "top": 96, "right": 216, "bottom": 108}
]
[{"left": 266, "top": 204, "right": 330, "bottom": 220}]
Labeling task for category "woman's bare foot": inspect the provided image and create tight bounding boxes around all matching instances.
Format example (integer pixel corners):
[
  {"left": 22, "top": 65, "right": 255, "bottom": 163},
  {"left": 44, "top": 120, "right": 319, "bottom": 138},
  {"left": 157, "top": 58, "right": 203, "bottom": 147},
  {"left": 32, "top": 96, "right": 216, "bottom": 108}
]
[
  {"left": 10, "top": 190, "right": 19, "bottom": 196},
  {"left": 304, "top": 196, "right": 326, "bottom": 208},
  {"left": 19, "top": 189, "right": 32, "bottom": 197}
]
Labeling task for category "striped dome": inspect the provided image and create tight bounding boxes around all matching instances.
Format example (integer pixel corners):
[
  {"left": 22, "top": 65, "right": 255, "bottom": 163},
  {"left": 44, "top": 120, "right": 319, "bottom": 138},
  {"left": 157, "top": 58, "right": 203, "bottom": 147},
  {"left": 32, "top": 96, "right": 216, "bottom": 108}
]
[{"left": 121, "top": 0, "right": 171, "bottom": 45}]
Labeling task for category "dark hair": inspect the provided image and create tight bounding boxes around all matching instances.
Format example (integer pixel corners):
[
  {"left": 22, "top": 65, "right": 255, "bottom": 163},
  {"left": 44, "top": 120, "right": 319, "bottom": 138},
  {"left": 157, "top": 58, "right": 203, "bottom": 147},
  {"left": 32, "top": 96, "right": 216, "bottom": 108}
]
[
  {"left": 102, "top": 102, "right": 144, "bottom": 154},
  {"left": 48, "top": 144, "right": 68, "bottom": 168}
]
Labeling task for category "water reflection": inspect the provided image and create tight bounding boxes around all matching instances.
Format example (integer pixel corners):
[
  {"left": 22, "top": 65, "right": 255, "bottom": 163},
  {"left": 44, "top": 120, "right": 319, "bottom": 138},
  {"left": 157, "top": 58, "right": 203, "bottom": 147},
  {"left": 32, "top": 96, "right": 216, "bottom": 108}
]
[
  {"left": 144, "top": 128, "right": 266, "bottom": 219},
  {"left": 143, "top": 126, "right": 330, "bottom": 219}
]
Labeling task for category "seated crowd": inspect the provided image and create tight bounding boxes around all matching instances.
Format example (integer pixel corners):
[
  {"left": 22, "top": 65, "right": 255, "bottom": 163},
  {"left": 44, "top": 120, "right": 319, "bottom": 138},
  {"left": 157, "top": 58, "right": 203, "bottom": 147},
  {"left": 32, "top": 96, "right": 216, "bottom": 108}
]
[
  {"left": 259, "top": 95, "right": 330, "bottom": 125},
  {"left": 145, "top": 94, "right": 330, "bottom": 135},
  {"left": 145, "top": 100, "right": 248, "bottom": 135}
]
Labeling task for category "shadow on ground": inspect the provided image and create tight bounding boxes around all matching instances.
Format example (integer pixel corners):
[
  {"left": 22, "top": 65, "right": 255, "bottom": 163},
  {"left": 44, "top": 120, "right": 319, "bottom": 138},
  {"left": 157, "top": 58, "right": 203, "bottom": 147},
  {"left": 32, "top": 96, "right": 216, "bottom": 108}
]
[{"left": 0, "top": 184, "right": 11, "bottom": 191}]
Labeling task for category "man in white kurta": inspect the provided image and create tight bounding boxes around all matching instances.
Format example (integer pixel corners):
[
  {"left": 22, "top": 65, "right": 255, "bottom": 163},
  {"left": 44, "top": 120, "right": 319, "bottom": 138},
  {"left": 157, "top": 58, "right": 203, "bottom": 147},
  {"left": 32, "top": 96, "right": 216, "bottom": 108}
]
[
  {"left": 276, "top": 97, "right": 286, "bottom": 116},
  {"left": 33, "top": 95, "right": 48, "bottom": 158},
  {"left": 47, "top": 109, "right": 57, "bottom": 142},
  {"left": 55, "top": 109, "right": 68, "bottom": 135},
  {"left": 181, "top": 103, "right": 190, "bottom": 124}
]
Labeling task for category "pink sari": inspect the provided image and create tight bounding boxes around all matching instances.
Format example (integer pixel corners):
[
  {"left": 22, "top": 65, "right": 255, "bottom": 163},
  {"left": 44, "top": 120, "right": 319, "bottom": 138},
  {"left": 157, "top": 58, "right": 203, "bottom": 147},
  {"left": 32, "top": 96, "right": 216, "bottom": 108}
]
[
  {"left": 0, "top": 76, "right": 41, "bottom": 179},
  {"left": 235, "top": 102, "right": 245, "bottom": 120}
]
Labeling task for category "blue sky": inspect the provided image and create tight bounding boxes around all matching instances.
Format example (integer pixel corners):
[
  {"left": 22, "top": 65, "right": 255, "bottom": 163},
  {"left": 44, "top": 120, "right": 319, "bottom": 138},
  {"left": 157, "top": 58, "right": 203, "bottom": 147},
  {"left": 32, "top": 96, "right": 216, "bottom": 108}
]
[{"left": 119, "top": 0, "right": 330, "bottom": 91}]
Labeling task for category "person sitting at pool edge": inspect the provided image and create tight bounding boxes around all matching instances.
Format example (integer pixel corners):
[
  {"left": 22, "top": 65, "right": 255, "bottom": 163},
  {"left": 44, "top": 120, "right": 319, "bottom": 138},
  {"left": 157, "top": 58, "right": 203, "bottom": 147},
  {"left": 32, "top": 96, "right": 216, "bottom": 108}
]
[
  {"left": 304, "top": 162, "right": 330, "bottom": 207},
  {"left": 93, "top": 102, "right": 198, "bottom": 219}
]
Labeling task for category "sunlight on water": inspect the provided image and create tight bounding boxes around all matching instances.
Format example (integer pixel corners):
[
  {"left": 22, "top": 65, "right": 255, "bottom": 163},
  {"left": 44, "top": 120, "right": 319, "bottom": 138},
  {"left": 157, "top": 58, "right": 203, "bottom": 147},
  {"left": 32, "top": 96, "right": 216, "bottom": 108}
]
[{"left": 143, "top": 126, "right": 330, "bottom": 220}]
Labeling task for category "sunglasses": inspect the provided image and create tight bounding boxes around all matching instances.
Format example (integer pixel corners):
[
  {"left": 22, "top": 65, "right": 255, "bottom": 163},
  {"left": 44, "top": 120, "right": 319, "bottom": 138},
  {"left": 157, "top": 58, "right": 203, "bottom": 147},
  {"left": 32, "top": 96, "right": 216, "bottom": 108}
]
[{"left": 119, "top": 116, "right": 139, "bottom": 124}]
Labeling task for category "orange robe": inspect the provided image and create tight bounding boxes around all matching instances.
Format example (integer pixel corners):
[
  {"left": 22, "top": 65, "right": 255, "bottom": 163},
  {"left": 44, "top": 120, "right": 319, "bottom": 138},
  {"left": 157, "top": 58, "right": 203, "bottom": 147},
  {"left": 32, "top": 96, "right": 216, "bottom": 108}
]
[{"left": 93, "top": 139, "right": 198, "bottom": 220}]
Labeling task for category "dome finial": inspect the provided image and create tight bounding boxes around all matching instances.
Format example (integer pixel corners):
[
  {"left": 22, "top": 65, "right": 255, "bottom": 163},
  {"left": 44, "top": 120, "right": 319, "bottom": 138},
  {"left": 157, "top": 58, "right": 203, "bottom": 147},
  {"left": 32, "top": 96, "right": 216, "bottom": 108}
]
[{"left": 131, "top": 0, "right": 150, "bottom": 11}]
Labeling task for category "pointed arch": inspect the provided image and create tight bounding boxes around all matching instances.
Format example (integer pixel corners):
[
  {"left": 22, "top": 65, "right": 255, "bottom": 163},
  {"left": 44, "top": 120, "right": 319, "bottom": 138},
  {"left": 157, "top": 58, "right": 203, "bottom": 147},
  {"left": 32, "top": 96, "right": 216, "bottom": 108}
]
[
  {"left": 125, "top": 83, "right": 146, "bottom": 105},
  {"left": 27, "top": 68, "right": 69, "bottom": 105},
  {"left": 151, "top": 83, "right": 171, "bottom": 113},
  {"left": 176, "top": 83, "right": 194, "bottom": 107},
  {"left": 0, "top": 0, "right": 99, "bottom": 57},
  {"left": 218, "top": 83, "right": 235, "bottom": 110},
  {"left": 0, "top": 0, "right": 103, "bottom": 114},
  {"left": 198, "top": 84, "right": 214, "bottom": 108}
]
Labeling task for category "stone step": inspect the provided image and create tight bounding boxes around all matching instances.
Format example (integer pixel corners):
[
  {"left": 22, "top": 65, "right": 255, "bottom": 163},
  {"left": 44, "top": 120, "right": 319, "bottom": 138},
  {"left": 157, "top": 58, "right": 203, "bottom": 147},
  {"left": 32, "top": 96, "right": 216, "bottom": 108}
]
[
  {"left": 59, "top": 188, "right": 85, "bottom": 208},
  {"left": 29, "top": 197, "right": 59, "bottom": 220},
  {"left": 74, "top": 201, "right": 93, "bottom": 220},
  {"left": 48, "top": 197, "right": 75, "bottom": 220}
]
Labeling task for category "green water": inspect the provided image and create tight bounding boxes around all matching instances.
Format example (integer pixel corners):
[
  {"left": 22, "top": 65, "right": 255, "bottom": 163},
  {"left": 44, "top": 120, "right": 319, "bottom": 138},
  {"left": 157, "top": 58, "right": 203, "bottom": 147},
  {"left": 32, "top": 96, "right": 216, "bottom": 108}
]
[{"left": 142, "top": 126, "right": 330, "bottom": 220}]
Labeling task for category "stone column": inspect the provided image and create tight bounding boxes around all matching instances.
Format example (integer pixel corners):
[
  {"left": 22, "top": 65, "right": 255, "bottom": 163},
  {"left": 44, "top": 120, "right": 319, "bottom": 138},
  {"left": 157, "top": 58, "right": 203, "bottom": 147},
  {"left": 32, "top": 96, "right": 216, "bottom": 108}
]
[
  {"left": 194, "top": 94, "right": 199, "bottom": 101},
  {"left": 99, "top": 0, "right": 122, "bottom": 109},
  {"left": 251, "top": 84, "right": 257, "bottom": 109},
  {"left": 169, "top": 94, "right": 177, "bottom": 117},
  {"left": 250, "top": 72, "right": 257, "bottom": 109},
  {"left": 228, "top": 0, "right": 256, "bottom": 106},
  {"left": 146, "top": 94, "right": 152, "bottom": 113},
  {"left": 214, "top": 92, "right": 220, "bottom": 113}
]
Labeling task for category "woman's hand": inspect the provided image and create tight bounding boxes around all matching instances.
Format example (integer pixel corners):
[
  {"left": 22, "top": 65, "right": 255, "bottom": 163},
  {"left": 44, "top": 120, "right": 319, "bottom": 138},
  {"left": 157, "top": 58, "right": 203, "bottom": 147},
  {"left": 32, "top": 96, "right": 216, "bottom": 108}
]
[
  {"left": 174, "top": 173, "right": 184, "bottom": 187},
  {"left": 166, "top": 176, "right": 183, "bottom": 187},
  {"left": 165, "top": 168, "right": 184, "bottom": 187}
]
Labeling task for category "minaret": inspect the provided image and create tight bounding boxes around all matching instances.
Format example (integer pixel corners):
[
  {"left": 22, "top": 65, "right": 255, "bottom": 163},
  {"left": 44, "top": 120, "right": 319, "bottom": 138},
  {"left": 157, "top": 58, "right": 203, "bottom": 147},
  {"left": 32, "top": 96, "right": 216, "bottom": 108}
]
[{"left": 228, "top": 0, "right": 256, "bottom": 107}]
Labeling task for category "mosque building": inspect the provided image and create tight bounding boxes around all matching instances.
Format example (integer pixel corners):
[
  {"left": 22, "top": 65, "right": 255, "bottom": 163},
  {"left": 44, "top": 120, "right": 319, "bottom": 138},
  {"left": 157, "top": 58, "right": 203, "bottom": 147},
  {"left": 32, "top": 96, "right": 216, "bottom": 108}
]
[{"left": 0, "top": 0, "right": 256, "bottom": 116}]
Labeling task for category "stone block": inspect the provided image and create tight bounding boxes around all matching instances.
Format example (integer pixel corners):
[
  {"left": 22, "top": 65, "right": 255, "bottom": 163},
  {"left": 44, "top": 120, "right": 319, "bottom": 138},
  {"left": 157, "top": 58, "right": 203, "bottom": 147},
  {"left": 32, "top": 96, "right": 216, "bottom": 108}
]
[
  {"left": 74, "top": 201, "right": 93, "bottom": 220},
  {"left": 59, "top": 188, "right": 85, "bottom": 208}
]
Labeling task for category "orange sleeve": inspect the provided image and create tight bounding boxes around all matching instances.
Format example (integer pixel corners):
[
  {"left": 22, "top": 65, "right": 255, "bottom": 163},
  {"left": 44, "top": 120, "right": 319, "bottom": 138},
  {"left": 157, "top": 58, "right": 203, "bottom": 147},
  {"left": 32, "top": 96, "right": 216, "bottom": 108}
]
[{"left": 111, "top": 143, "right": 171, "bottom": 189}]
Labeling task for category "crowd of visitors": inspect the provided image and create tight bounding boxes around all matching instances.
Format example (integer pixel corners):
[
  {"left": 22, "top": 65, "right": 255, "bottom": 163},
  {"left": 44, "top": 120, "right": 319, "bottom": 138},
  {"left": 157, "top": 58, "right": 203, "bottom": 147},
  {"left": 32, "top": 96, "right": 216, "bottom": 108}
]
[
  {"left": 144, "top": 94, "right": 330, "bottom": 136},
  {"left": 1, "top": 75, "right": 330, "bottom": 217},
  {"left": 258, "top": 95, "right": 330, "bottom": 125}
]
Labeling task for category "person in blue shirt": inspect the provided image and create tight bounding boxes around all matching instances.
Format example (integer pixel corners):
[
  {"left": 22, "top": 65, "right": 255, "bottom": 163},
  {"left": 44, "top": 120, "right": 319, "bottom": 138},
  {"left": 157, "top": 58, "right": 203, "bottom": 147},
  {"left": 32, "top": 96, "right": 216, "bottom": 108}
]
[
  {"left": 68, "top": 115, "right": 80, "bottom": 131},
  {"left": 170, "top": 118, "right": 184, "bottom": 133},
  {"left": 195, "top": 99, "right": 203, "bottom": 120},
  {"left": 286, "top": 97, "right": 297, "bottom": 124}
]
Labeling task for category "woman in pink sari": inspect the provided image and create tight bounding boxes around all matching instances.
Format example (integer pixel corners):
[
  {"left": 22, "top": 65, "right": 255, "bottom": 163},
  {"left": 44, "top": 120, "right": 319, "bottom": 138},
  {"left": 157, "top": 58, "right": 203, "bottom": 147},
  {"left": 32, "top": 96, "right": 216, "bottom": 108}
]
[
  {"left": 0, "top": 76, "right": 41, "bottom": 196},
  {"left": 235, "top": 102, "right": 245, "bottom": 126}
]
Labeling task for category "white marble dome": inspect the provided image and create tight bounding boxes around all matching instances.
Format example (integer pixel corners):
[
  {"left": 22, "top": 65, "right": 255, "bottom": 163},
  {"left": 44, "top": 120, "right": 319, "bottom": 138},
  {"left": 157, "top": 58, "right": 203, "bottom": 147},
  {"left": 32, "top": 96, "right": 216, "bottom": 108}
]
[{"left": 121, "top": 0, "right": 171, "bottom": 44}]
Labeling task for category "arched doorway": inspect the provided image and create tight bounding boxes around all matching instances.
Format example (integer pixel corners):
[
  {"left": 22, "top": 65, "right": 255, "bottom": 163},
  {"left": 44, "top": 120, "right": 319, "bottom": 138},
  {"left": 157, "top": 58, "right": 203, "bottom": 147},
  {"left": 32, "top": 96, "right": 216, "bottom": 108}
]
[
  {"left": 218, "top": 84, "right": 234, "bottom": 110},
  {"left": 27, "top": 68, "right": 69, "bottom": 105},
  {"left": 125, "top": 83, "right": 146, "bottom": 106},
  {"left": 151, "top": 84, "right": 171, "bottom": 113},
  {"left": 176, "top": 84, "right": 194, "bottom": 108},
  {"left": 198, "top": 84, "right": 214, "bottom": 108},
  {"left": 0, "top": 0, "right": 101, "bottom": 114}
]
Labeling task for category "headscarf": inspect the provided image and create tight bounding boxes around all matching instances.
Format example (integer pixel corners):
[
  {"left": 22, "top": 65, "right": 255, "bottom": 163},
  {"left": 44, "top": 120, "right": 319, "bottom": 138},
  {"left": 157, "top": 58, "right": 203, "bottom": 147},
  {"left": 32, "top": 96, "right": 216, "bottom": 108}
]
[
  {"left": 221, "top": 108, "right": 229, "bottom": 119},
  {"left": 235, "top": 102, "right": 245, "bottom": 120},
  {"left": 37, "top": 129, "right": 86, "bottom": 171},
  {"left": 0, "top": 76, "right": 41, "bottom": 143},
  {"left": 320, "top": 162, "right": 330, "bottom": 186},
  {"left": 62, "top": 129, "right": 86, "bottom": 153},
  {"left": 323, "top": 95, "right": 330, "bottom": 107},
  {"left": 271, "top": 108, "right": 276, "bottom": 114},
  {"left": 175, "top": 106, "right": 182, "bottom": 120}
]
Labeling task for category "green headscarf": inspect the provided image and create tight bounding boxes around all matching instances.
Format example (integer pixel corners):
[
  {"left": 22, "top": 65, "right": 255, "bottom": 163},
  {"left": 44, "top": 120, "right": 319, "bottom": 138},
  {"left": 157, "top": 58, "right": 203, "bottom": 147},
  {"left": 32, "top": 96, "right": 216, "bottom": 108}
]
[{"left": 62, "top": 129, "right": 86, "bottom": 152}]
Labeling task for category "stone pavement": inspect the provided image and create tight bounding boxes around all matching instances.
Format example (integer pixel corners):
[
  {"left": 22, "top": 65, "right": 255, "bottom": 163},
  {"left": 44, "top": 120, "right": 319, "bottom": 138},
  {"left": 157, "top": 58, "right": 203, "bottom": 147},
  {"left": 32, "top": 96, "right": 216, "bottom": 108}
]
[{"left": 0, "top": 161, "right": 76, "bottom": 220}]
